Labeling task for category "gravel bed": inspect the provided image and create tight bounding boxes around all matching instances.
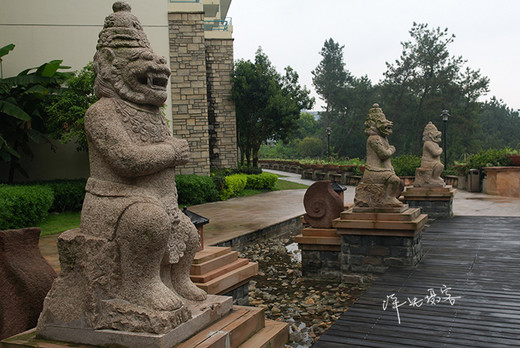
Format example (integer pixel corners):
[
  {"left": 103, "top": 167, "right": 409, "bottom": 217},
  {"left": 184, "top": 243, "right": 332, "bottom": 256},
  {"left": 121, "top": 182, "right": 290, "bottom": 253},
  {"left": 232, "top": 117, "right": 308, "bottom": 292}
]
[{"left": 239, "top": 236, "right": 375, "bottom": 347}]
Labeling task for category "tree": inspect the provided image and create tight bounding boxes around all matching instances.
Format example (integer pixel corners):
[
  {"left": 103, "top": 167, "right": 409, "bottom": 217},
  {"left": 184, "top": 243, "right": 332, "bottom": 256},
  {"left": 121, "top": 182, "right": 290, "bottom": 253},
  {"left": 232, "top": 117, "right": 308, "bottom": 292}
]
[
  {"left": 0, "top": 44, "right": 72, "bottom": 183},
  {"left": 312, "top": 38, "right": 350, "bottom": 155},
  {"left": 46, "top": 62, "right": 97, "bottom": 151},
  {"left": 231, "top": 48, "right": 314, "bottom": 167},
  {"left": 380, "top": 23, "right": 489, "bottom": 161}
]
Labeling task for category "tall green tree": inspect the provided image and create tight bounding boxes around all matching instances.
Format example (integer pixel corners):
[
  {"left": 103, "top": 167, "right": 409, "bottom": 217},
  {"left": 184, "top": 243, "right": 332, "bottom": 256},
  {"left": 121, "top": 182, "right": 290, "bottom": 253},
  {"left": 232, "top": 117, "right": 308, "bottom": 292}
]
[
  {"left": 0, "top": 44, "right": 72, "bottom": 183},
  {"left": 380, "top": 23, "right": 489, "bottom": 161},
  {"left": 231, "top": 48, "right": 314, "bottom": 167},
  {"left": 312, "top": 39, "right": 350, "bottom": 155}
]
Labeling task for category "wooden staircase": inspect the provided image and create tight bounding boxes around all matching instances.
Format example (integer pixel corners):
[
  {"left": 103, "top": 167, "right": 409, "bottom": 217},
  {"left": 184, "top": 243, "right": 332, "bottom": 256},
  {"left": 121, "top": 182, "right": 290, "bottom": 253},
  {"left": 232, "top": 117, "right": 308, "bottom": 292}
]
[
  {"left": 191, "top": 247, "right": 258, "bottom": 295},
  {"left": 177, "top": 306, "right": 288, "bottom": 348}
]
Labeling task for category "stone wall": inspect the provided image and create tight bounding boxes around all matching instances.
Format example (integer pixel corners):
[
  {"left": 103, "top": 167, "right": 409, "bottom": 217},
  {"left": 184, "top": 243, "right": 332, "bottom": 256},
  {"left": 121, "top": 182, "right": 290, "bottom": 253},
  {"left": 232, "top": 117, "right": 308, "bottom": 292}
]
[
  {"left": 168, "top": 12, "right": 210, "bottom": 175},
  {"left": 301, "top": 249, "right": 341, "bottom": 280},
  {"left": 407, "top": 199, "right": 453, "bottom": 219},
  {"left": 340, "top": 232, "right": 424, "bottom": 283},
  {"left": 205, "top": 38, "right": 238, "bottom": 169}
]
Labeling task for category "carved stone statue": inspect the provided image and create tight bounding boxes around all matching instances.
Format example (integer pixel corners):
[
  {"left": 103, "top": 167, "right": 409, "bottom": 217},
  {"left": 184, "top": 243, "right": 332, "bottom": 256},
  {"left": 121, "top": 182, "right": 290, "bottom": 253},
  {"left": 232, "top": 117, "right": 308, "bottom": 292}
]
[
  {"left": 37, "top": 2, "right": 205, "bottom": 335},
  {"left": 354, "top": 104, "right": 403, "bottom": 208},
  {"left": 414, "top": 122, "right": 445, "bottom": 187}
]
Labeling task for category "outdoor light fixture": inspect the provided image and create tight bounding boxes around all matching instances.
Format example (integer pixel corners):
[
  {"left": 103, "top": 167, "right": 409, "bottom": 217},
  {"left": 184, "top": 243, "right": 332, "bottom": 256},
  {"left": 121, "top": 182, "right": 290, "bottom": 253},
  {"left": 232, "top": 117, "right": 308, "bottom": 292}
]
[
  {"left": 326, "top": 127, "right": 332, "bottom": 158},
  {"left": 440, "top": 110, "right": 450, "bottom": 166}
]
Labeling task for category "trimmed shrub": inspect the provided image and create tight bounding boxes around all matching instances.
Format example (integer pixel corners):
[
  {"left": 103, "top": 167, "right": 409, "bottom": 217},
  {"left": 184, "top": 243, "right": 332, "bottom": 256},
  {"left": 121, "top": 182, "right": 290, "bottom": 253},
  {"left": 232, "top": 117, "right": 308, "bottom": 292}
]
[
  {"left": 220, "top": 174, "right": 248, "bottom": 200},
  {"left": 245, "top": 172, "right": 278, "bottom": 190},
  {"left": 0, "top": 184, "right": 54, "bottom": 230},
  {"left": 392, "top": 155, "right": 422, "bottom": 177},
  {"left": 43, "top": 180, "right": 86, "bottom": 212},
  {"left": 176, "top": 174, "right": 220, "bottom": 206}
]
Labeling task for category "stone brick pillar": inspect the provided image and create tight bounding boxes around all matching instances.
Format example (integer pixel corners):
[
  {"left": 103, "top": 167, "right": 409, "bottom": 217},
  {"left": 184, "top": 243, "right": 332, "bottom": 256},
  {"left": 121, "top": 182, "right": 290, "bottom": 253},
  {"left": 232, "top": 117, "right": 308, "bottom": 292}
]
[
  {"left": 168, "top": 12, "right": 210, "bottom": 175},
  {"left": 205, "top": 38, "right": 238, "bottom": 169}
]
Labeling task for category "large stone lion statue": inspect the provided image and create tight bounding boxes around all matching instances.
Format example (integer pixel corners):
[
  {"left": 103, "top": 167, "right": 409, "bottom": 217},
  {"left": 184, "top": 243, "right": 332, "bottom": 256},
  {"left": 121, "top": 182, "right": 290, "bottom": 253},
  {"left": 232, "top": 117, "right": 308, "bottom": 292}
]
[
  {"left": 354, "top": 104, "right": 403, "bottom": 208},
  {"left": 37, "top": 2, "right": 205, "bottom": 336}
]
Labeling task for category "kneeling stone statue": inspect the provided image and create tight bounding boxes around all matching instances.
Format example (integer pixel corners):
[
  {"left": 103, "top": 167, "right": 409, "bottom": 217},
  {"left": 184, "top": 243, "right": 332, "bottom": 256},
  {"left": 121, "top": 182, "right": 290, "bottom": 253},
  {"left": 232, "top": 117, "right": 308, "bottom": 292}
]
[
  {"left": 354, "top": 104, "right": 403, "bottom": 208},
  {"left": 414, "top": 122, "right": 445, "bottom": 187},
  {"left": 37, "top": 2, "right": 206, "bottom": 335}
]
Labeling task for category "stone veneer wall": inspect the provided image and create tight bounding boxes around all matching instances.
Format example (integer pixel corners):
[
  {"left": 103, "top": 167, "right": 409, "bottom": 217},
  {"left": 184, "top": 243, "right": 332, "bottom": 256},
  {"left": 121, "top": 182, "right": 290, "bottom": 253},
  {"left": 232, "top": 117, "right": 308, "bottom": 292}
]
[
  {"left": 168, "top": 12, "right": 210, "bottom": 175},
  {"left": 340, "top": 233, "right": 424, "bottom": 283},
  {"left": 205, "top": 38, "right": 238, "bottom": 169},
  {"left": 406, "top": 200, "right": 453, "bottom": 219}
]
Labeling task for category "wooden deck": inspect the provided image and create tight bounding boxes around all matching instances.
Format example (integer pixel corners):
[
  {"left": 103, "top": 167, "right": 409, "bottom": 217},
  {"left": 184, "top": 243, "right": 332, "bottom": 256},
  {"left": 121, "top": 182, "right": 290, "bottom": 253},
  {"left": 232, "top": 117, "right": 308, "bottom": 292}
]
[{"left": 314, "top": 216, "right": 520, "bottom": 347}]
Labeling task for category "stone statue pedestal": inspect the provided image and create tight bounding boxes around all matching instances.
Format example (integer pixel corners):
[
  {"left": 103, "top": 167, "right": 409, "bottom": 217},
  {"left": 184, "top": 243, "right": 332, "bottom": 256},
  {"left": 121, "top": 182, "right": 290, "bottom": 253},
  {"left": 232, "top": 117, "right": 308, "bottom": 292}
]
[
  {"left": 36, "top": 295, "right": 232, "bottom": 348},
  {"left": 401, "top": 185, "right": 456, "bottom": 219},
  {"left": 332, "top": 206, "right": 427, "bottom": 283},
  {"left": 4, "top": 298, "right": 290, "bottom": 348}
]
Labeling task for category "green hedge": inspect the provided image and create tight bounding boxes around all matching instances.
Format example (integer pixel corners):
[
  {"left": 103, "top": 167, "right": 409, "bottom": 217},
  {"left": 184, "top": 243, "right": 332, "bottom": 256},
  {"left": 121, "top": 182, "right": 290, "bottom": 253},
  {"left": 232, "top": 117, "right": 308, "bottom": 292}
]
[
  {"left": 245, "top": 172, "right": 278, "bottom": 190},
  {"left": 392, "top": 155, "right": 422, "bottom": 177},
  {"left": 220, "top": 174, "right": 248, "bottom": 200},
  {"left": 0, "top": 184, "right": 54, "bottom": 230},
  {"left": 176, "top": 174, "right": 220, "bottom": 206},
  {"left": 43, "top": 180, "right": 86, "bottom": 212}
]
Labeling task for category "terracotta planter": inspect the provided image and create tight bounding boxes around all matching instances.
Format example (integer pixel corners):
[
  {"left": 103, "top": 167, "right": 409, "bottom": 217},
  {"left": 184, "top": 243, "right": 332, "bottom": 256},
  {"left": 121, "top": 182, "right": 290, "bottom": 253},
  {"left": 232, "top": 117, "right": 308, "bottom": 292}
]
[
  {"left": 359, "top": 165, "right": 366, "bottom": 173},
  {"left": 324, "top": 164, "right": 339, "bottom": 171},
  {"left": 508, "top": 155, "right": 520, "bottom": 166}
]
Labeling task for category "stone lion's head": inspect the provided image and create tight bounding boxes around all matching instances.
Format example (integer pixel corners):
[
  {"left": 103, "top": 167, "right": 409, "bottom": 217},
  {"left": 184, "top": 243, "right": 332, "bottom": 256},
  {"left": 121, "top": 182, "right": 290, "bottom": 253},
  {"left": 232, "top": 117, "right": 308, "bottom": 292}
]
[
  {"left": 423, "top": 122, "right": 442, "bottom": 143},
  {"left": 365, "top": 104, "right": 393, "bottom": 137},
  {"left": 92, "top": 2, "right": 170, "bottom": 107}
]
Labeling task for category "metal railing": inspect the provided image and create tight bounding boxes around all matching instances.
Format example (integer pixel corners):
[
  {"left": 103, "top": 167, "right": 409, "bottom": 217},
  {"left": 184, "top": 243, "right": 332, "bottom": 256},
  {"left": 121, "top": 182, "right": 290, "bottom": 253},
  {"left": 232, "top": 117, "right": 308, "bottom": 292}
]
[
  {"left": 204, "top": 17, "right": 232, "bottom": 31},
  {"left": 169, "top": 0, "right": 201, "bottom": 3}
]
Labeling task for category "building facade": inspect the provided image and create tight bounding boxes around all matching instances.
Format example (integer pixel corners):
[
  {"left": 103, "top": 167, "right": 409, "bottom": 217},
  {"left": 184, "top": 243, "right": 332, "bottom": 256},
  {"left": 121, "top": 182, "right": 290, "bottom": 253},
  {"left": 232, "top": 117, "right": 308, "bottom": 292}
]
[
  {"left": 168, "top": 0, "right": 237, "bottom": 175},
  {"left": 0, "top": 0, "right": 237, "bottom": 181}
]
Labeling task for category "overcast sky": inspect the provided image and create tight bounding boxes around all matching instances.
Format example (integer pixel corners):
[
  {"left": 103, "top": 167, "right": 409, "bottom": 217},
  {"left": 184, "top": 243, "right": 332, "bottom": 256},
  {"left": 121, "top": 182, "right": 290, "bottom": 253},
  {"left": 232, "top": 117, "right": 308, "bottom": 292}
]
[{"left": 228, "top": 0, "right": 520, "bottom": 112}]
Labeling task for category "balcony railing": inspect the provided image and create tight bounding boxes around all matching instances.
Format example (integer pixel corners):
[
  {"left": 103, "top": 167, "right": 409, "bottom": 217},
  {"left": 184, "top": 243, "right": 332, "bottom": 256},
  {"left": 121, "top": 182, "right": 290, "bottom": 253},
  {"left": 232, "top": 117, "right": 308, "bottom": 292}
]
[
  {"left": 204, "top": 17, "right": 232, "bottom": 31},
  {"left": 170, "top": 0, "right": 200, "bottom": 3}
]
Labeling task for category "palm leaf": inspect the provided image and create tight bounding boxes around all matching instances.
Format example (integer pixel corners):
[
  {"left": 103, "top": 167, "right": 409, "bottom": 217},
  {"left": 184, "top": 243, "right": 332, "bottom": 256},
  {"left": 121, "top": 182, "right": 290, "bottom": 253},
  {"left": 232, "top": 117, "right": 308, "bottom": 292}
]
[{"left": 0, "top": 100, "right": 31, "bottom": 120}]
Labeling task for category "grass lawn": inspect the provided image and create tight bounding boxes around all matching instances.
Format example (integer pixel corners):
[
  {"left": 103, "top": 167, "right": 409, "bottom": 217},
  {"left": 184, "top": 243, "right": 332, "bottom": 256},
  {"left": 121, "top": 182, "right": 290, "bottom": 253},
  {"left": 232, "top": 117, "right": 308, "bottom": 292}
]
[
  {"left": 38, "top": 178, "right": 309, "bottom": 236},
  {"left": 38, "top": 211, "right": 81, "bottom": 236}
]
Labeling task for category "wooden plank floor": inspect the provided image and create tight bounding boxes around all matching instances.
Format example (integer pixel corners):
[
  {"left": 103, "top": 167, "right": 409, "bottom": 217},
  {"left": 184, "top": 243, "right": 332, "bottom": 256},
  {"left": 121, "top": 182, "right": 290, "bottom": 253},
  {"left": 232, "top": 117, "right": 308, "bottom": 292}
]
[{"left": 314, "top": 216, "right": 520, "bottom": 347}]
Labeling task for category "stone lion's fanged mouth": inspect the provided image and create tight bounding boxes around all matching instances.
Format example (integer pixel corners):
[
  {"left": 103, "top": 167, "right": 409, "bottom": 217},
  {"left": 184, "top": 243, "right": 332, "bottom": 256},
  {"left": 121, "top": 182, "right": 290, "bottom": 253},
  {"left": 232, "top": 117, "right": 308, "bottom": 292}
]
[{"left": 137, "top": 74, "right": 169, "bottom": 90}]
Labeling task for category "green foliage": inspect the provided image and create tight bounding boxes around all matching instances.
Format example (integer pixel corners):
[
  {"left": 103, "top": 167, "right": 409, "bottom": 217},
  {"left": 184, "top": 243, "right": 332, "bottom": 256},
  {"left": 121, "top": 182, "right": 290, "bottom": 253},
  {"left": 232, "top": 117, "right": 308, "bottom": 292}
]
[
  {"left": 0, "top": 44, "right": 73, "bottom": 183},
  {"left": 391, "top": 154, "right": 422, "bottom": 176},
  {"left": 0, "top": 184, "right": 54, "bottom": 229},
  {"left": 220, "top": 174, "right": 248, "bottom": 200},
  {"left": 42, "top": 180, "right": 86, "bottom": 212},
  {"left": 298, "top": 137, "right": 323, "bottom": 158},
  {"left": 176, "top": 174, "right": 220, "bottom": 206},
  {"left": 38, "top": 211, "right": 81, "bottom": 236},
  {"left": 245, "top": 172, "right": 278, "bottom": 190},
  {"left": 466, "top": 148, "right": 514, "bottom": 170},
  {"left": 231, "top": 48, "right": 314, "bottom": 167},
  {"left": 46, "top": 62, "right": 96, "bottom": 151}
]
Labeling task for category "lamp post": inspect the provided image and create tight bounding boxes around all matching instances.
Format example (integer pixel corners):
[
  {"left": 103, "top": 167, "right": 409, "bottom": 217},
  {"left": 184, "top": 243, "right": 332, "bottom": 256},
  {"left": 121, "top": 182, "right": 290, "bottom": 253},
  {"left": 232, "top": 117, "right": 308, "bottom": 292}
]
[
  {"left": 440, "top": 110, "right": 450, "bottom": 166},
  {"left": 326, "top": 127, "right": 332, "bottom": 158}
]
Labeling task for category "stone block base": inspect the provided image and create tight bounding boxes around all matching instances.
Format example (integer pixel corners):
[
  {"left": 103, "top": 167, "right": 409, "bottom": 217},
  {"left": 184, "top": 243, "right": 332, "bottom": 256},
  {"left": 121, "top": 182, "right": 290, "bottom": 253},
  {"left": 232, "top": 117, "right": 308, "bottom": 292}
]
[
  {"left": 401, "top": 186, "right": 455, "bottom": 219},
  {"left": 36, "top": 295, "right": 233, "bottom": 348},
  {"left": 334, "top": 207, "right": 427, "bottom": 282},
  {"left": 296, "top": 228, "right": 342, "bottom": 280}
]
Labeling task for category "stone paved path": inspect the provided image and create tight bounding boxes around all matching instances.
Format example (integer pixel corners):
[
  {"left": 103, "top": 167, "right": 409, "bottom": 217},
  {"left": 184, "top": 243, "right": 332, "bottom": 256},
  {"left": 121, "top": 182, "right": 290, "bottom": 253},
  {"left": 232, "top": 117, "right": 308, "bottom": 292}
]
[{"left": 39, "top": 170, "right": 520, "bottom": 272}]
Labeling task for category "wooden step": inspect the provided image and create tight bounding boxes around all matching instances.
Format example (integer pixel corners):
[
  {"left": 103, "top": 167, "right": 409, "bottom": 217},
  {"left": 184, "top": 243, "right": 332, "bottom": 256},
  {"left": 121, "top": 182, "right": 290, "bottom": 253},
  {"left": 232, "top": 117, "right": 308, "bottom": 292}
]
[
  {"left": 196, "top": 262, "right": 258, "bottom": 294},
  {"left": 190, "top": 258, "right": 249, "bottom": 283},
  {"left": 302, "top": 227, "right": 339, "bottom": 237},
  {"left": 191, "top": 250, "right": 239, "bottom": 275},
  {"left": 239, "top": 320, "right": 289, "bottom": 348},
  {"left": 294, "top": 235, "right": 341, "bottom": 246},
  {"left": 340, "top": 207, "right": 421, "bottom": 221},
  {"left": 334, "top": 212, "right": 428, "bottom": 231},
  {"left": 177, "top": 306, "right": 265, "bottom": 348},
  {"left": 193, "top": 246, "right": 233, "bottom": 264}
]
